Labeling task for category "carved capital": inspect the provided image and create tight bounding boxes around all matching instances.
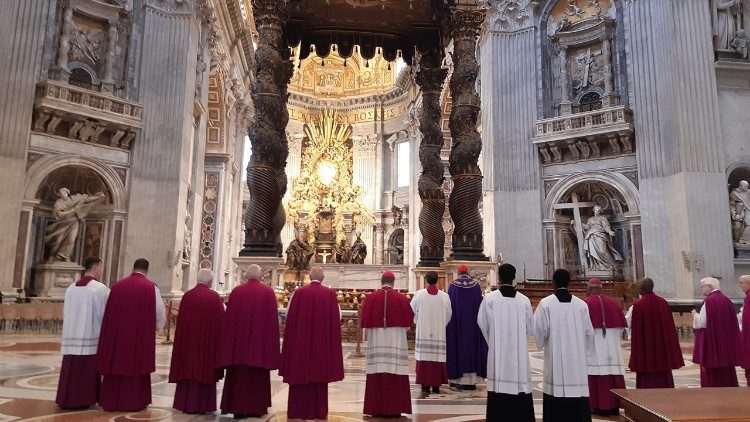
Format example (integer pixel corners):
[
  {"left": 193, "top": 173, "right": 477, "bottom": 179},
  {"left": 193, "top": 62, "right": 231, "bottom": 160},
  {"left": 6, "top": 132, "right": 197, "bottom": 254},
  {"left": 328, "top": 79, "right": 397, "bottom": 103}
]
[{"left": 450, "top": 7, "right": 486, "bottom": 41}]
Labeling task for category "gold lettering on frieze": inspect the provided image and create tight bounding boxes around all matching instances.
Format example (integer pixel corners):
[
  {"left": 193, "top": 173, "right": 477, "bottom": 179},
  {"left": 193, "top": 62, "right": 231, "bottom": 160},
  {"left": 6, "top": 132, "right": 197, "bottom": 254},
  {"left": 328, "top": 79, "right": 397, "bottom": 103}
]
[{"left": 287, "top": 103, "right": 408, "bottom": 124}]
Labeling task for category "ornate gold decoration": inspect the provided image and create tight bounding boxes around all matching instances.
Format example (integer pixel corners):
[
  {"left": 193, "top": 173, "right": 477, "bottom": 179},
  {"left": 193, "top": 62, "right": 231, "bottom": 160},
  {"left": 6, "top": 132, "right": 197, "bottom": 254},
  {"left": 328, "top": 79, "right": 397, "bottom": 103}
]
[
  {"left": 286, "top": 109, "right": 375, "bottom": 245},
  {"left": 289, "top": 49, "right": 395, "bottom": 98}
]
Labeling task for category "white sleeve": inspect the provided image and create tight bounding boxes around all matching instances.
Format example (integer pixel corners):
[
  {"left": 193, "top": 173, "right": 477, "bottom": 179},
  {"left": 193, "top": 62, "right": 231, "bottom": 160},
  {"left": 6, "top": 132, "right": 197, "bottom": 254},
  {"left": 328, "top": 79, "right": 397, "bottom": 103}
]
[
  {"left": 525, "top": 301, "right": 534, "bottom": 337},
  {"left": 625, "top": 305, "right": 634, "bottom": 340},
  {"left": 155, "top": 286, "right": 166, "bottom": 330},
  {"left": 477, "top": 298, "right": 490, "bottom": 342},
  {"left": 532, "top": 302, "right": 548, "bottom": 351},
  {"left": 444, "top": 294, "right": 453, "bottom": 324},
  {"left": 410, "top": 292, "right": 420, "bottom": 324},
  {"left": 95, "top": 284, "right": 110, "bottom": 323},
  {"left": 693, "top": 304, "right": 707, "bottom": 329},
  {"left": 738, "top": 306, "right": 744, "bottom": 332}
]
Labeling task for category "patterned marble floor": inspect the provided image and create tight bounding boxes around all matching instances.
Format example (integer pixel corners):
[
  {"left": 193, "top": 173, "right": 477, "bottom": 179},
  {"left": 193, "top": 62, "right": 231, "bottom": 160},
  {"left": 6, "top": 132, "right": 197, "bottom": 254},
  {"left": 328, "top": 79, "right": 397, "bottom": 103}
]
[{"left": 0, "top": 334, "right": 717, "bottom": 421}]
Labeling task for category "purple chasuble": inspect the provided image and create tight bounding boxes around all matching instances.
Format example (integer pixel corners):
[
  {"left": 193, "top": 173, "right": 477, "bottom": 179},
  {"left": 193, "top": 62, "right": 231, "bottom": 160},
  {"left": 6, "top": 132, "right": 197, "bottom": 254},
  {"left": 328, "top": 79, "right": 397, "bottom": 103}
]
[{"left": 446, "top": 274, "right": 488, "bottom": 379}]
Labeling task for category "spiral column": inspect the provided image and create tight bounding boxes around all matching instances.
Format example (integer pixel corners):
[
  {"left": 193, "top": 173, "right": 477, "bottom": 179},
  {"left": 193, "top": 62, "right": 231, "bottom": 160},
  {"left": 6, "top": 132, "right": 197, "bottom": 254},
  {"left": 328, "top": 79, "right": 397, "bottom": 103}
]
[
  {"left": 240, "top": 0, "right": 294, "bottom": 256},
  {"left": 447, "top": 6, "right": 488, "bottom": 261},
  {"left": 415, "top": 50, "right": 448, "bottom": 267}
]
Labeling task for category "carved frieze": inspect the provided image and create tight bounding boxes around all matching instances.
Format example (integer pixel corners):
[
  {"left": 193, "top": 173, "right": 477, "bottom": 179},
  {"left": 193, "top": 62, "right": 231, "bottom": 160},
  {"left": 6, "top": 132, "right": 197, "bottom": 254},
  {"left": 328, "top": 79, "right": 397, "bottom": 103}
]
[{"left": 487, "top": 0, "right": 537, "bottom": 33}]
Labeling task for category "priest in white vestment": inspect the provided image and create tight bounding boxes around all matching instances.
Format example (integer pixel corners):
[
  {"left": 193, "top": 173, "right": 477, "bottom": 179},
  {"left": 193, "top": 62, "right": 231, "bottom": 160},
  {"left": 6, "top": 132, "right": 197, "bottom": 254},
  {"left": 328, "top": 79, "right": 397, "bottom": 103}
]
[
  {"left": 533, "top": 269, "right": 595, "bottom": 422},
  {"left": 411, "top": 271, "right": 452, "bottom": 395},
  {"left": 56, "top": 257, "right": 110, "bottom": 409},
  {"left": 478, "top": 263, "right": 535, "bottom": 422}
]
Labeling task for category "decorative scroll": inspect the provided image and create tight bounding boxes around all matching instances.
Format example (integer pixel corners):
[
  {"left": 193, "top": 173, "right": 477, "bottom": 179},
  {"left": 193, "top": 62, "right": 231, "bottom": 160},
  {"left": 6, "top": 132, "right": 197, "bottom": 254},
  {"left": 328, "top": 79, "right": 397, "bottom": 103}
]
[
  {"left": 415, "top": 50, "right": 447, "bottom": 267},
  {"left": 241, "top": 0, "right": 294, "bottom": 257},
  {"left": 447, "top": 6, "right": 487, "bottom": 261}
]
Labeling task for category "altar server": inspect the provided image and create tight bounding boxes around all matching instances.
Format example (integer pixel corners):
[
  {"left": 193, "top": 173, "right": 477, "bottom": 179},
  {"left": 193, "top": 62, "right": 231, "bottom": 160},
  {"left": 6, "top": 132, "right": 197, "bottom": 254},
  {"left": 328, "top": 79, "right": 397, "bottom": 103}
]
[
  {"left": 218, "top": 264, "right": 280, "bottom": 418},
  {"left": 56, "top": 257, "right": 109, "bottom": 409},
  {"left": 739, "top": 275, "right": 750, "bottom": 386},
  {"left": 168, "top": 269, "right": 224, "bottom": 414},
  {"left": 584, "top": 278, "right": 626, "bottom": 416},
  {"left": 96, "top": 258, "right": 166, "bottom": 412},
  {"left": 446, "top": 264, "right": 487, "bottom": 390},
  {"left": 360, "top": 271, "right": 414, "bottom": 417},
  {"left": 411, "top": 271, "right": 452, "bottom": 395},
  {"left": 627, "top": 277, "right": 684, "bottom": 388},
  {"left": 478, "top": 263, "right": 535, "bottom": 422},
  {"left": 533, "top": 269, "right": 594, "bottom": 422},
  {"left": 692, "top": 277, "right": 741, "bottom": 387},
  {"left": 280, "top": 266, "right": 344, "bottom": 420}
]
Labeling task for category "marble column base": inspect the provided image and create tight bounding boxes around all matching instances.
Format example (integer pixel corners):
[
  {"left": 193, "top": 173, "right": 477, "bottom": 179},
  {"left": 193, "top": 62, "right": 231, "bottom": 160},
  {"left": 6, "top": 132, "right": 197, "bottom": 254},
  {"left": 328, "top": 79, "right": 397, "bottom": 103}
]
[
  {"left": 441, "top": 260, "right": 497, "bottom": 292},
  {"left": 32, "top": 261, "right": 83, "bottom": 299},
  {"left": 233, "top": 256, "right": 286, "bottom": 288}
]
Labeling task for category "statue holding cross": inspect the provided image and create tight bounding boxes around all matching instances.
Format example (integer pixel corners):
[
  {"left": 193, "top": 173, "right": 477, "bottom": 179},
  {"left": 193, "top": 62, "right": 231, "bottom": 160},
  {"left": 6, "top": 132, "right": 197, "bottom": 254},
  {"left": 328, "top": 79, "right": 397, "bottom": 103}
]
[{"left": 555, "top": 192, "right": 623, "bottom": 274}]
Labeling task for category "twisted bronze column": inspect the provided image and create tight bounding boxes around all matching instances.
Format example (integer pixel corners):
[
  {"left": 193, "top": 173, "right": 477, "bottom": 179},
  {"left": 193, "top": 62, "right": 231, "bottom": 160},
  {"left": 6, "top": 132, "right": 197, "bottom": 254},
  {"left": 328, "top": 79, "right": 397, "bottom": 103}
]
[
  {"left": 447, "top": 6, "right": 488, "bottom": 261},
  {"left": 241, "top": 0, "right": 294, "bottom": 256},
  {"left": 415, "top": 50, "right": 448, "bottom": 267}
]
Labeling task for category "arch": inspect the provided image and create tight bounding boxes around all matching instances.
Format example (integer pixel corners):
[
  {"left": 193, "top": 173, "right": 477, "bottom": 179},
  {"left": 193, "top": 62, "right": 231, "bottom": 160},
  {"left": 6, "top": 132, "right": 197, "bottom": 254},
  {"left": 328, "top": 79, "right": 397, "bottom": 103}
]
[
  {"left": 25, "top": 155, "right": 127, "bottom": 211},
  {"left": 544, "top": 170, "right": 639, "bottom": 219},
  {"left": 728, "top": 162, "right": 750, "bottom": 191},
  {"left": 68, "top": 62, "right": 101, "bottom": 84}
]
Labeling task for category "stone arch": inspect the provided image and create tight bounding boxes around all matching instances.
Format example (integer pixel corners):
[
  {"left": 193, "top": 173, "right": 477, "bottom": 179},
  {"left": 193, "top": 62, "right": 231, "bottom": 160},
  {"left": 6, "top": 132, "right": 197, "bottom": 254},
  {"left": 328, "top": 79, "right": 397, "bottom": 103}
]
[
  {"left": 544, "top": 170, "right": 639, "bottom": 220},
  {"left": 25, "top": 155, "right": 127, "bottom": 211},
  {"left": 727, "top": 161, "right": 750, "bottom": 189},
  {"left": 386, "top": 227, "right": 405, "bottom": 265}
]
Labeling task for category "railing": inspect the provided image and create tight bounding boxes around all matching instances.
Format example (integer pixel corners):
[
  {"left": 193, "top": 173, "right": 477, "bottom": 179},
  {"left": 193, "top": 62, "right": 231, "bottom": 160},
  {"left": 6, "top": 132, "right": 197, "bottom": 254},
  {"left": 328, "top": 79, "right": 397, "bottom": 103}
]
[
  {"left": 533, "top": 105, "right": 633, "bottom": 143},
  {"left": 35, "top": 79, "right": 143, "bottom": 124}
]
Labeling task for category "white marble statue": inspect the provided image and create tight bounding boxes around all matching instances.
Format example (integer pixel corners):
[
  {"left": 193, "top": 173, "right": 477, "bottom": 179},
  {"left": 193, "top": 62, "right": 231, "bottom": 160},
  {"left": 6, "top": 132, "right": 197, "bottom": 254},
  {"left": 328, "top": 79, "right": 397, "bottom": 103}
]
[
  {"left": 44, "top": 188, "right": 106, "bottom": 262},
  {"left": 730, "top": 180, "right": 750, "bottom": 246},
  {"left": 581, "top": 205, "right": 623, "bottom": 271},
  {"left": 713, "top": 0, "right": 744, "bottom": 51}
]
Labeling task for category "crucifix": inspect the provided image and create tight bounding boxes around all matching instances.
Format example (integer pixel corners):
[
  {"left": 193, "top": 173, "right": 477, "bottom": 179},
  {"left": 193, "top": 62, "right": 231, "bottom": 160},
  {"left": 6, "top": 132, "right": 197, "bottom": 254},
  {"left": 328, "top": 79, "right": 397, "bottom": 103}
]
[
  {"left": 554, "top": 192, "right": 596, "bottom": 270},
  {"left": 319, "top": 250, "right": 332, "bottom": 263}
]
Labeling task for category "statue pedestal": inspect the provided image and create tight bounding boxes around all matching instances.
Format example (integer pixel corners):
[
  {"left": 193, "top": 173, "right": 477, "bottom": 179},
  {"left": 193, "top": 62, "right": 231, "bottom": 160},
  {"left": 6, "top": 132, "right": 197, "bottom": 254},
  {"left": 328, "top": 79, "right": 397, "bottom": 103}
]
[
  {"left": 735, "top": 244, "right": 750, "bottom": 259},
  {"left": 584, "top": 268, "right": 623, "bottom": 281},
  {"left": 233, "top": 256, "right": 286, "bottom": 288},
  {"left": 33, "top": 261, "right": 84, "bottom": 299},
  {"left": 413, "top": 266, "right": 445, "bottom": 292},
  {"left": 442, "top": 260, "right": 497, "bottom": 292}
]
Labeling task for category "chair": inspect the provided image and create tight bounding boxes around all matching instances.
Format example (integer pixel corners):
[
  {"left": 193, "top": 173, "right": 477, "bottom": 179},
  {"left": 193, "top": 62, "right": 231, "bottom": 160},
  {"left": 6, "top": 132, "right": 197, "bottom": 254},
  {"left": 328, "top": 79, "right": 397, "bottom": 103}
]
[
  {"left": 39, "top": 304, "right": 56, "bottom": 333},
  {"left": 52, "top": 303, "right": 64, "bottom": 333},
  {"left": 19, "top": 303, "right": 39, "bottom": 333},
  {"left": 2, "top": 304, "right": 21, "bottom": 333}
]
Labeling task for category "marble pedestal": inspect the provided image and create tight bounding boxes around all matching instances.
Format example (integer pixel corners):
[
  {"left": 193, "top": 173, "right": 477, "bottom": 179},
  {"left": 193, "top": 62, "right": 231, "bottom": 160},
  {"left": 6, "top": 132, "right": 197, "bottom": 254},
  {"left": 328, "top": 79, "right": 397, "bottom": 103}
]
[
  {"left": 32, "top": 261, "right": 83, "bottom": 299},
  {"left": 413, "top": 266, "right": 445, "bottom": 291},
  {"left": 442, "top": 260, "right": 497, "bottom": 292},
  {"left": 233, "top": 256, "right": 286, "bottom": 288}
]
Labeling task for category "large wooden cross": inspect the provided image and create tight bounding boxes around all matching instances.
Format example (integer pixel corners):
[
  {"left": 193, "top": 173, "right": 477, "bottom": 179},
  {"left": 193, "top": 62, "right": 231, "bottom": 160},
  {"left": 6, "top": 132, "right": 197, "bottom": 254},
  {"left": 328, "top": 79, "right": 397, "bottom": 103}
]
[{"left": 554, "top": 192, "right": 596, "bottom": 269}]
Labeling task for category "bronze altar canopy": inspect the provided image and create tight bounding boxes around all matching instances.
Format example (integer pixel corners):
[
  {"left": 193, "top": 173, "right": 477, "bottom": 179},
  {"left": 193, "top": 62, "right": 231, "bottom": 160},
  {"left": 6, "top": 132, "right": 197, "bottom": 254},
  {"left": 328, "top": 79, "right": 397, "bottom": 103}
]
[{"left": 242, "top": 0, "right": 489, "bottom": 265}]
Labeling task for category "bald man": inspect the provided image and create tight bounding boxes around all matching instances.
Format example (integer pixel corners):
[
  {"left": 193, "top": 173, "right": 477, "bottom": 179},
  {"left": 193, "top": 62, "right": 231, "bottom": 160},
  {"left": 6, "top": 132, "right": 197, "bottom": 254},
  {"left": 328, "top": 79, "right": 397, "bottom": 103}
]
[
  {"left": 218, "top": 265, "right": 280, "bottom": 418},
  {"left": 280, "top": 266, "right": 344, "bottom": 420},
  {"left": 169, "top": 269, "right": 225, "bottom": 414},
  {"left": 692, "top": 277, "right": 741, "bottom": 387},
  {"left": 739, "top": 275, "right": 750, "bottom": 386}
]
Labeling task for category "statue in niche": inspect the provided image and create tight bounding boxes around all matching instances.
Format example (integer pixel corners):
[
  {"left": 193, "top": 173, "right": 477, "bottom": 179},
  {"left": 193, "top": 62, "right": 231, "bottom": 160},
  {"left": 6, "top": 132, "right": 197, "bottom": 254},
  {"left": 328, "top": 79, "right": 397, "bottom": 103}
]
[
  {"left": 732, "top": 29, "right": 749, "bottom": 59},
  {"left": 349, "top": 232, "right": 367, "bottom": 264},
  {"left": 712, "top": 0, "right": 745, "bottom": 52},
  {"left": 730, "top": 180, "right": 750, "bottom": 246},
  {"left": 580, "top": 205, "right": 623, "bottom": 271},
  {"left": 391, "top": 205, "right": 403, "bottom": 226},
  {"left": 285, "top": 233, "right": 315, "bottom": 272},
  {"left": 45, "top": 188, "right": 106, "bottom": 262}
]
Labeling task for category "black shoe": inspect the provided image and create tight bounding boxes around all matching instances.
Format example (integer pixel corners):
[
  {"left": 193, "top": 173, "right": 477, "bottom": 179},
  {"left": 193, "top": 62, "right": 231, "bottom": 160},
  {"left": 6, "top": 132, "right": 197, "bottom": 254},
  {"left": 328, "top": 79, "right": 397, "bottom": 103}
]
[
  {"left": 421, "top": 385, "right": 431, "bottom": 395},
  {"left": 461, "top": 384, "right": 476, "bottom": 391},
  {"left": 449, "top": 383, "right": 462, "bottom": 391},
  {"left": 432, "top": 386, "right": 440, "bottom": 394}
]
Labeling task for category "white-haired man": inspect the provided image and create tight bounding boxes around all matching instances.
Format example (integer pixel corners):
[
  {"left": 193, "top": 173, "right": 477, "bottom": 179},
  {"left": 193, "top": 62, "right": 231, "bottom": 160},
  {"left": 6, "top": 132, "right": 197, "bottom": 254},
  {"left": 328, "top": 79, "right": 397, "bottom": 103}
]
[
  {"left": 169, "top": 269, "right": 225, "bottom": 414},
  {"left": 692, "top": 277, "right": 741, "bottom": 387},
  {"left": 217, "top": 264, "right": 280, "bottom": 418}
]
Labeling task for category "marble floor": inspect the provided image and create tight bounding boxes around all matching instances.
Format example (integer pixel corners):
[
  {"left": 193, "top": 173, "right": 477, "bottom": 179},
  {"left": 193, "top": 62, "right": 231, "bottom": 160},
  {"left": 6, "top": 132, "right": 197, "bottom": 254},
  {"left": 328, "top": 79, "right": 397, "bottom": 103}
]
[{"left": 0, "top": 334, "right": 719, "bottom": 421}]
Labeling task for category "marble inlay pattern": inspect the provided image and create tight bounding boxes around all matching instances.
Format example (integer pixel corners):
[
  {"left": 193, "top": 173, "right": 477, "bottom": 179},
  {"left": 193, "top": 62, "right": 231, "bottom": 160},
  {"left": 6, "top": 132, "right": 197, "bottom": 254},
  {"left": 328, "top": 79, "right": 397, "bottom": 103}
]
[{"left": 0, "top": 335, "right": 724, "bottom": 421}]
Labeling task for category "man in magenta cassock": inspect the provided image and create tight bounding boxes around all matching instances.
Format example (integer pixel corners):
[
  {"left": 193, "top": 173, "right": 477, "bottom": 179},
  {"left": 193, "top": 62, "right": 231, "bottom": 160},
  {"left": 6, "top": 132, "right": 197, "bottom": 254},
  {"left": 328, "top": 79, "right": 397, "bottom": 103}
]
[
  {"left": 217, "top": 264, "right": 280, "bottom": 418},
  {"left": 738, "top": 275, "right": 750, "bottom": 386},
  {"left": 168, "top": 269, "right": 224, "bottom": 414},
  {"left": 280, "top": 266, "right": 344, "bottom": 420},
  {"left": 360, "top": 271, "right": 414, "bottom": 417},
  {"left": 627, "top": 277, "right": 684, "bottom": 388},
  {"left": 446, "top": 264, "right": 487, "bottom": 390},
  {"left": 584, "top": 278, "right": 627, "bottom": 416},
  {"left": 96, "top": 258, "right": 166, "bottom": 412},
  {"left": 692, "top": 277, "right": 741, "bottom": 387}
]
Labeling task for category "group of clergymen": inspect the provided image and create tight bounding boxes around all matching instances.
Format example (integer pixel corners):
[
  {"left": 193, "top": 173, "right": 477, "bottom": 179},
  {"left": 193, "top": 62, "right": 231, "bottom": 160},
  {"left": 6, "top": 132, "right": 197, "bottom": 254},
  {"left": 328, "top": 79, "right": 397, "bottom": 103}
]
[{"left": 54, "top": 256, "right": 750, "bottom": 421}]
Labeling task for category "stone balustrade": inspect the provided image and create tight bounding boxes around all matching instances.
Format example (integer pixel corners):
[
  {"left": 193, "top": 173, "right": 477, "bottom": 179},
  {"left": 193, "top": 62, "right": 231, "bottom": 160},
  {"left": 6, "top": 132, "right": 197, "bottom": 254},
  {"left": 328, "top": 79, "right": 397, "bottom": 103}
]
[
  {"left": 32, "top": 79, "right": 143, "bottom": 150},
  {"left": 533, "top": 106, "right": 635, "bottom": 165}
]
